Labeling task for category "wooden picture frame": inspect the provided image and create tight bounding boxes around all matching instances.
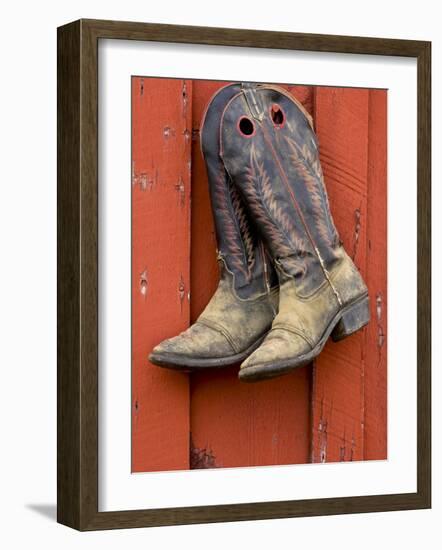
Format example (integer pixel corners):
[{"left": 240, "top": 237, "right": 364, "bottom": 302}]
[{"left": 57, "top": 19, "right": 431, "bottom": 530}]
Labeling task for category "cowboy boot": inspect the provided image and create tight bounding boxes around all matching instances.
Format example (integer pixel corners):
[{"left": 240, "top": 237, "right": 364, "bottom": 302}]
[
  {"left": 149, "top": 84, "right": 278, "bottom": 370},
  {"left": 217, "top": 83, "right": 369, "bottom": 382}
]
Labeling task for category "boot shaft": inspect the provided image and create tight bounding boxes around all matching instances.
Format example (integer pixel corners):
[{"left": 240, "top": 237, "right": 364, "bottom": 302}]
[
  {"left": 200, "top": 83, "right": 277, "bottom": 299},
  {"left": 219, "top": 83, "right": 342, "bottom": 297}
]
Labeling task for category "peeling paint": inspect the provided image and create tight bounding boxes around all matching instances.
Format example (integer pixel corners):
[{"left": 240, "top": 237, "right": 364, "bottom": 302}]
[
  {"left": 376, "top": 292, "right": 385, "bottom": 367},
  {"left": 163, "top": 126, "right": 176, "bottom": 140},
  {"left": 136, "top": 172, "right": 149, "bottom": 191},
  {"left": 376, "top": 293, "right": 382, "bottom": 322},
  {"left": 318, "top": 397, "right": 328, "bottom": 463},
  {"left": 182, "top": 128, "right": 191, "bottom": 145},
  {"left": 175, "top": 176, "right": 185, "bottom": 208},
  {"left": 352, "top": 207, "right": 361, "bottom": 260},
  {"left": 182, "top": 81, "right": 188, "bottom": 119},
  {"left": 140, "top": 78, "right": 144, "bottom": 96},
  {"left": 178, "top": 274, "right": 185, "bottom": 311},
  {"left": 140, "top": 269, "right": 148, "bottom": 297},
  {"left": 339, "top": 429, "right": 346, "bottom": 461},
  {"left": 132, "top": 166, "right": 159, "bottom": 191},
  {"left": 377, "top": 327, "right": 385, "bottom": 349},
  {"left": 319, "top": 419, "right": 328, "bottom": 463},
  {"left": 190, "top": 435, "right": 218, "bottom": 469},
  {"left": 350, "top": 433, "right": 356, "bottom": 462},
  {"left": 339, "top": 429, "right": 356, "bottom": 462}
]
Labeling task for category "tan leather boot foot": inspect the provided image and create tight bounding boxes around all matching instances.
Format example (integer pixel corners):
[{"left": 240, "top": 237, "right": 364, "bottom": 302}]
[{"left": 239, "top": 250, "right": 369, "bottom": 382}]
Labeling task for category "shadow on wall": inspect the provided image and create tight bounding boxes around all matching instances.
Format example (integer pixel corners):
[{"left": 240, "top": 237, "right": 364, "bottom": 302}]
[{"left": 25, "top": 503, "right": 57, "bottom": 521}]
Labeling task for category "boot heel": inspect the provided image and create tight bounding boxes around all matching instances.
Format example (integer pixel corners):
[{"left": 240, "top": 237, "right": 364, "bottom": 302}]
[{"left": 331, "top": 296, "right": 370, "bottom": 342}]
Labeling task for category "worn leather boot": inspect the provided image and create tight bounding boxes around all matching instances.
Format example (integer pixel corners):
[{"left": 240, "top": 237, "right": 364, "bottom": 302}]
[
  {"left": 149, "top": 84, "right": 278, "bottom": 370},
  {"left": 217, "top": 83, "right": 370, "bottom": 381}
]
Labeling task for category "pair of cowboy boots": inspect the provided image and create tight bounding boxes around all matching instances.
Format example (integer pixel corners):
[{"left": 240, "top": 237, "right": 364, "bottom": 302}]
[{"left": 149, "top": 83, "right": 370, "bottom": 382}]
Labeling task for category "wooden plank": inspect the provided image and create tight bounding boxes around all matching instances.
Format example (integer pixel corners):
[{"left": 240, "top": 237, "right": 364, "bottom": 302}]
[
  {"left": 363, "top": 90, "right": 388, "bottom": 459},
  {"left": 131, "top": 77, "right": 191, "bottom": 472},
  {"left": 311, "top": 87, "right": 370, "bottom": 463},
  {"left": 189, "top": 82, "right": 313, "bottom": 469}
]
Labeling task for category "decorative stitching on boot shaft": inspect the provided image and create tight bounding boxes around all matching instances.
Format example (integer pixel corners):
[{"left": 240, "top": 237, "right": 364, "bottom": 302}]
[
  {"left": 229, "top": 181, "right": 256, "bottom": 273},
  {"left": 213, "top": 167, "right": 251, "bottom": 281},
  {"left": 241, "top": 145, "right": 309, "bottom": 278},
  {"left": 285, "top": 136, "right": 340, "bottom": 249}
]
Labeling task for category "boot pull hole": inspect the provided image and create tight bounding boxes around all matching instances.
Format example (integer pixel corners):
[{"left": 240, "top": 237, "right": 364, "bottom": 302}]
[
  {"left": 238, "top": 116, "right": 255, "bottom": 137},
  {"left": 270, "top": 104, "right": 285, "bottom": 127}
]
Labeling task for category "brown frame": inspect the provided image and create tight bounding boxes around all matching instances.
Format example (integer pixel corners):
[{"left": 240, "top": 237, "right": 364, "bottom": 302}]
[{"left": 57, "top": 18, "right": 431, "bottom": 531}]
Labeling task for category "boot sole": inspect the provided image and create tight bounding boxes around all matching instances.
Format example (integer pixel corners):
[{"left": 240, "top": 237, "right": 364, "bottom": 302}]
[
  {"left": 238, "top": 294, "right": 370, "bottom": 382},
  {"left": 149, "top": 332, "right": 268, "bottom": 371}
]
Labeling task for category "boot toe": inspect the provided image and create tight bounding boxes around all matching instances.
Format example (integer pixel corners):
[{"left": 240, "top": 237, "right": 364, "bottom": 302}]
[
  {"left": 239, "top": 328, "right": 311, "bottom": 379},
  {"left": 150, "top": 322, "right": 236, "bottom": 365}
]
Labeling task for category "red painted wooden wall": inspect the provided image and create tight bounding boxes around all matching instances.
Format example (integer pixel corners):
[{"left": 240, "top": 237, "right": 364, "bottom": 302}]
[{"left": 131, "top": 78, "right": 387, "bottom": 472}]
